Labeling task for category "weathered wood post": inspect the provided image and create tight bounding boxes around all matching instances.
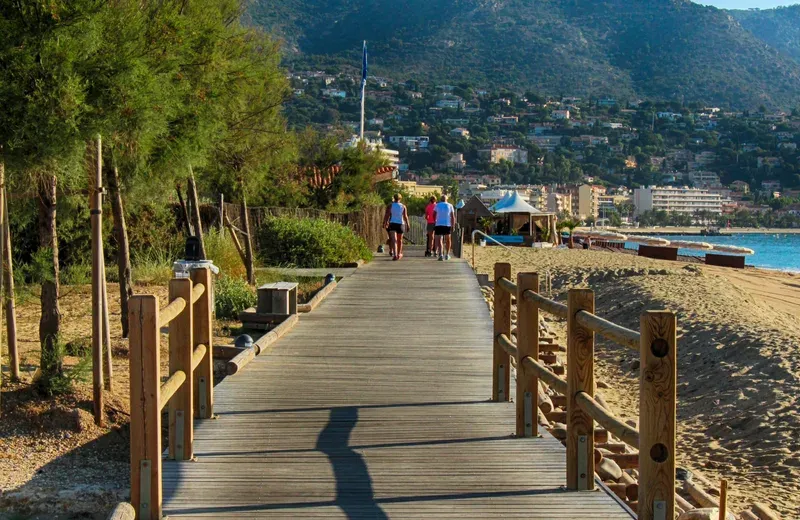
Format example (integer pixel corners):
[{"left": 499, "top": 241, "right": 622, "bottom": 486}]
[
  {"left": 169, "top": 278, "right": 194, "bottom": 460},
  {"left": 492, "top": 263, "right": 511, "bottom": 402},
  {"left": 2, "top": 180, "right": 18, "bottom": 382},
  {"left": 191, "top": 268, "right": 213, "bottom": 419},
  {"left": 0, "top": 159, "right": 4, "bottom": 412},
  {"left": 639, "top": 310, "right": 677, "bottom": 520},
  {"left": 129, "top": 295, "right": 162, "bottom": 520},
  {"left": 91, "top": 135, "right": 105, "bottom": 426},
  {"left": 567, "top": 288, "right": 595, "bottom": 491},
  {"left": 516, "top": 273, "right": 539, "bottom": 437}
]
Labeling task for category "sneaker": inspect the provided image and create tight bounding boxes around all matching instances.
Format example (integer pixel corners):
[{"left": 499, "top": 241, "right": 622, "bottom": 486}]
[
  {"left": 438, "top": 255, "right": 444, "bottom": 261},
  {"left": 392, "top": 255, "right": 399, "bottom": 261},
  {"left": 445, "top": 254, "right": 451, "bottom": 261},
  {"left": 424, "top": 250, "right": 431, "bottom": 257}
]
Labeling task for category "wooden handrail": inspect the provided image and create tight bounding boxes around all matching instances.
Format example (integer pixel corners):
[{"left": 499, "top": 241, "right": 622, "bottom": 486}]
[
  {"left": 521, "top": 355, "right": 568, "bottom": 395},
  {"left": 575, "top": 310, "right": 639, "bottom": 351},
  {"left": 159, "top": 297, "right": 186, "bottom": 326},
  {"left": 522, "top": 289, "right": 568, "bottom": 318},
  {"left": 496, "top": 276, "right": 517, "bottom": 295},
  {"left": 497, "top": 333, "right": 517, "bottom": 357},
  {"left": 159, "top": 370, "right": 187, "bottom": 410},
  {"left": 575, "top": 391, "right": 639, "bottom": 448},
  {"left": 191, "top": 344, "right": 207, "bottom": 371},
  {"left": 191, "top": 283, "right": 206, "bottom": 304}
]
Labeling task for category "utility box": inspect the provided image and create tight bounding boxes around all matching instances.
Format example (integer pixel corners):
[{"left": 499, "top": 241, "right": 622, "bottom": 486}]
[{"left": 257, "top": 282, "right": 298, "bottom": 316}]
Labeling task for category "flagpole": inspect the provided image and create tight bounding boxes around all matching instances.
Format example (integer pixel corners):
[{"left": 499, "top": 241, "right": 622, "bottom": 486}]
[{"left": 360, "top": 40, "right": 367, "bottom": 142}]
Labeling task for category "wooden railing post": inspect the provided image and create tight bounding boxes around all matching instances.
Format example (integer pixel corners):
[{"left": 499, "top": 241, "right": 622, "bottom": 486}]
[
  {"left": 567, "top": 289, "right": 595, "bottom": 491},
  {"left": 169, "top": 278, "right": 194, "bottom": 460},
  {"left": 639, "top": 311, "right": 677, "bottom": 520},
  {"left": 493, "top": 263, "right": 511, "bottom": 402},
  {"left": 516, "top": 273, "right": 539, "bottom": 437},
  {"left": 191, "top": 268, "right": 213, "bottom": 418},
  {"left": 129, "top": 295, "right": 162, "bottom": 520}
]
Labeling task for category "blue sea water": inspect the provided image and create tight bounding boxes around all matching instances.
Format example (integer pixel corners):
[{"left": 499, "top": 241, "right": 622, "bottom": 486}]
[{"left": 627, "top": 233, "right": 800, "bottom": 272}]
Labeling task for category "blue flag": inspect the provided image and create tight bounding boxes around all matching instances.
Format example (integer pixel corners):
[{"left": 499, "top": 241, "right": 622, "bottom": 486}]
[{"left": 361, "top": 41, "right": 368, "bottom": 88}]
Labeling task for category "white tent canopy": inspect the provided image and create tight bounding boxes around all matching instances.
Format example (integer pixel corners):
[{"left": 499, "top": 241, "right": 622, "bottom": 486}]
[
  {"left": 490, "top": 191, "right": 514, "bottom": 211},
  {"left": 493, "top": 191, "right": 548, "bottom": 215}
]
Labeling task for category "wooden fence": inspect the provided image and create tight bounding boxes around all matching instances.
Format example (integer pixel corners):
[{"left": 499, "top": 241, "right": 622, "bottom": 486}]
[
  {"left": 128, "top": 268, "right": 214, "bottom": 520},
  {"left": 491, "top": 262, "right": 676, "bottom": 520}
]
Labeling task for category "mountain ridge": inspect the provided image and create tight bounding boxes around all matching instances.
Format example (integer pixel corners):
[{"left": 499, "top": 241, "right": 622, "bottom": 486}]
[{"left": 250, "top": 0, "right": 800, "bottom": 109}]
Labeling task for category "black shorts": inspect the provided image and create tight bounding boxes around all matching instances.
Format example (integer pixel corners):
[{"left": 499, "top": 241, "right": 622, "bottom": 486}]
[
  {"left": 435, "top": 226, "right": 452, "bottom": 236},
  {"left": 388, "top": 223, "right": 404, "bottom": 234},
  {"left": 426, "top": 223, "right": 436, "bottom": 232}
]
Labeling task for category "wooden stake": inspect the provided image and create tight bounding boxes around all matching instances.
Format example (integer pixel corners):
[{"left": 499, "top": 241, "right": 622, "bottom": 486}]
[
  {"left": 0, "top": 160, "right": 4, "bottom": 412},
  {"left": 224, "top": 215, "right": 247, "bottom": 267},
  {"left": 187, "top": 166, "right": 206, "bottom": 259},
  {"left": 3, "top": 182, "right": 19, "bottom": 381},
  {"left": 102, "top": 260, "right": 113, "bottom": 392},
  {"left": 639, "top": 310, "right": 677, "bottom": 520},
  {"left": 516, "top": 272, "right": 539, "bottom": 437},
  {"left": 719, "top": 479, "right": 728, "bottom": 520},
  {"left": 168, "top": 278, "right": 193, "bottom": 460},
  {"left": 91, "top": 136, "right": 105, "bottom": 427},
  {"left": 492, "top": 263, "right": 511, "bottom": 402},
  {"left": 176, "top": 184, "right": 193, "bottom": 237},
  {"left": 219, "top": 193, "right": 225, "bottom": 236},
  {"left": 241, "top": 193, "right": 255, "bottom": 285},
  {"left": 567, "top": 289, "right": 595, "bottom": 491},
  {"left": 191, "top": 268, "right": 213, "bottom": 419},
  {"left": 129, "top": 295, "right": 162, "bottom": 520}
]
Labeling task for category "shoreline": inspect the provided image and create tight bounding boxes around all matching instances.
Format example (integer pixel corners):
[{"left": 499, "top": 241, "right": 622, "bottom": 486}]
[{"left": 602, "top": 226, "right": 800, "bottom": 235}]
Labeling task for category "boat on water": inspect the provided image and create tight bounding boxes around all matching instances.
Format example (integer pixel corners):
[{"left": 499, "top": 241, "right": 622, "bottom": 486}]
[{"left": 700, "top": 227, "right": 722, "bottom": 236}]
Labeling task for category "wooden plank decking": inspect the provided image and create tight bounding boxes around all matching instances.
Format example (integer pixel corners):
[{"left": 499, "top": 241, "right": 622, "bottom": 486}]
[{"left": 162, "top": 250, "right": 634, "bottom": 519}]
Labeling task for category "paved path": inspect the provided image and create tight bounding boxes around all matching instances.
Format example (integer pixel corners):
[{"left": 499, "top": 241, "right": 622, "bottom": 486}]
[{"left": 162, "top": 251, "right": 633, "bottom": 519}]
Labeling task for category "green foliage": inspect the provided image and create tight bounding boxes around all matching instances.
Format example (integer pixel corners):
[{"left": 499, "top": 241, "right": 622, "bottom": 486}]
[
  {"left": 204, "top": 229, "right": 247, "bottom": 280},
  {"left": 61, "top": 262, "right": 93, "bottom": 286},
  {"left": 36, "top": 338, "right": 92, "bottom": 397},
  {"left": 214, "top": 276, "right": 256, "bottom": 320},
  {"left": 257, "top": 217, "right": 372, "bottom": 268}
]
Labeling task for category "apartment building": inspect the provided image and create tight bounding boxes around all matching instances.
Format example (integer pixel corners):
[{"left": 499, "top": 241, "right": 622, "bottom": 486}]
[
  {"left": 479, "top": 146, "right": 529, "bottom": 165},
  {"left": 547, "top": 192, "right": 573, "bottom": 215},
  {"left": 633, "top": 187, "right": 722, "bottom": 216}
]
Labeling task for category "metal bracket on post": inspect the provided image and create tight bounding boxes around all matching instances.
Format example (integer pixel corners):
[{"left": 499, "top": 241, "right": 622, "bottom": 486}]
[
  {"left": 198, "top": 377, "right": 207, "bottom": 418},
  {"left": 524, "top": 391, "right": 533, "bottom": 437},
  {"left": 140, "top": 460, "right": 151, "bottom": 516},
  {"left": 175, "top": 410, "right": 185, "bottom": 460},
  {"left": 653, "top": 500, "right": 667, "bottom": 520},
  {"left": 497, "top": 364, "right": 505, "bottom": 401},
  {"left": 577, "top": 435, "right": 589, "bottom": 490}
]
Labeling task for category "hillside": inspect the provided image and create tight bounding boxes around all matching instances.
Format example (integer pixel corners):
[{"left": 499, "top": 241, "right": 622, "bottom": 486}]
[
  {"left": 249, "top": 0, "right": 800, "bottom": 109},
  {"left": 733, "top": 5, "right": 800, "bottom": 63}
]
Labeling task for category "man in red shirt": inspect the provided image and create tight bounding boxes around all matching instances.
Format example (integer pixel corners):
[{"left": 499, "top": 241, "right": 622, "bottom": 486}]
[{"left": 424, "top": 196, "right": 437, "bottom": 257}]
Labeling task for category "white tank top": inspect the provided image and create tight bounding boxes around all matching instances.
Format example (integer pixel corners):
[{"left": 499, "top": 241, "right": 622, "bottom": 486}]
[{"left": 390, "top": 202, "right": 405, "bottom": 224}]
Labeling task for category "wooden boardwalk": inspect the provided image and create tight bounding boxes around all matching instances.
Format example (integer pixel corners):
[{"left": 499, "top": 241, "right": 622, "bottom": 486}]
[{"left": 162, "top": 251, "right": 634, "bottom": 519}]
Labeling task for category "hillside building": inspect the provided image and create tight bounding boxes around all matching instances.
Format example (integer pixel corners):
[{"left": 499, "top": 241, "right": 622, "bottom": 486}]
[
  {"left": 479, "top": 146, "right": 528, "bottom": 165},
  {"left": 633, "top": 187, "right": 722, "bottom": 216}
]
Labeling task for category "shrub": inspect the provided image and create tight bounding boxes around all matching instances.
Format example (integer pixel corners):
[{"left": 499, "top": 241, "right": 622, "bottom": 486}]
[
  {"left": 204, "top": 229, "right": 246, "bottom": 279},
  {"left": 257, "top": 217, "right": 372, "bottom": 268},
  {"left": 215, "top": 276, "right": 256, "bottom": 320},
  {"left": 36, "top": 337, "right": 92, "bottom": 397}
]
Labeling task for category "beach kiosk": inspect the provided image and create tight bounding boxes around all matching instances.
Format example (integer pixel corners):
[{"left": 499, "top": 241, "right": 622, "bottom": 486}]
[{"left": 491, "top": 191, "right": 558, "bottom": 245}]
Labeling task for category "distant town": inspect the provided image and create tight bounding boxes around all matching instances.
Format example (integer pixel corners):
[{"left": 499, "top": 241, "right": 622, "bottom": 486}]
[{"left": 288, "top": 68, "right": 800, "bottom": 228}]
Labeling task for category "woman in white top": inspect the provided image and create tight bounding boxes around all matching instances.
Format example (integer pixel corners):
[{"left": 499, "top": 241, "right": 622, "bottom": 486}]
[{"left": 383, "top": 193, "right": 411, "bottom": 260}]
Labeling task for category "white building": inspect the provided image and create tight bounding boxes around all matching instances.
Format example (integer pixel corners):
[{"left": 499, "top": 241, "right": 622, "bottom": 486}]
[
  {"left": 387, "top": 135, "right": 430, "bottom": 151},
  {"left": 479, "top": 146, "right": 528, "bottom": 165},
  {"left": 529, "top": 135, "right": 564, "bottom": 152},
  {"left": 450, "top": 128, "right": 470, "bottom": 139},
  {"left": 687, "top": 171, "right": 721, "bottom": 188},
  {"left": 552, "top": 110, "right": 571, "bottom": 120},
  {"left": 633, "top": 187, "right": 722, "bottom": 216}
]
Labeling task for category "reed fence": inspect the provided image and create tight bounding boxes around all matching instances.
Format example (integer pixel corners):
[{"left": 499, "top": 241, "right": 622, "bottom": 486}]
[
  {"left": 492, "top": 262, "right": 677, "bottom": 520},
  {"left": 128, "top": 267, "right": 214, "bottom": 520}
]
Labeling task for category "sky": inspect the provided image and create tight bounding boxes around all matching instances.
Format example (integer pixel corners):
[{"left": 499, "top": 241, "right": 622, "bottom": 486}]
[{"left": 700, "top": 0, "right": 798, "bottom": 8}]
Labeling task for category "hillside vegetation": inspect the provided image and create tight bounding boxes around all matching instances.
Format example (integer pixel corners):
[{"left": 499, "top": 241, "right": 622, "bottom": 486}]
[{"left": 250, "top": 0, "right": 800, "bottom": 109}]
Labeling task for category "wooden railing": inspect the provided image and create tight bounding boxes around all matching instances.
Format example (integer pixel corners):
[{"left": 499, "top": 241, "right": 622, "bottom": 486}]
[
  {"left": 492, "top": 262, "right": 677, "bottom": 520},
  {"left": 128, "top": 268, "right": 214, "bottom": 520}
]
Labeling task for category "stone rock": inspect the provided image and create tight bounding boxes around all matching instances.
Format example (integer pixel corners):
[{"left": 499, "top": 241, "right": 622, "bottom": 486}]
[
  {"left": 678, "top": 508, "right": 735, "bottom": 520},
  {"left": 597, "top": 457, "right": 623, "bottom": 481}
]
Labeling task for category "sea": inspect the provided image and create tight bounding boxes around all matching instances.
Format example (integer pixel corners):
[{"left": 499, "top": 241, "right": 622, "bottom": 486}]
[{"left": 626, "top": 233, "right": 800, "bottom": 273}]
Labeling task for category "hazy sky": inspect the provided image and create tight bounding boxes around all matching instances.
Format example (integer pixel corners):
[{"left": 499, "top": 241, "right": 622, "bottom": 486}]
[{"left": 700, "top": 0, "right": 798, "bottom": 8}]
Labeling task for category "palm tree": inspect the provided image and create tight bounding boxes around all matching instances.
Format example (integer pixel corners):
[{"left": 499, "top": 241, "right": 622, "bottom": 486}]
[{"left": 564, "top": 220, "right": 578, "bottom": 248}]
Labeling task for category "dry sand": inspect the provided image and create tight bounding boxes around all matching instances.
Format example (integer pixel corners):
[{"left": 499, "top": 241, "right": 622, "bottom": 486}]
[{"left": 467, "top": 246, "right": 800, "bottom": 518}]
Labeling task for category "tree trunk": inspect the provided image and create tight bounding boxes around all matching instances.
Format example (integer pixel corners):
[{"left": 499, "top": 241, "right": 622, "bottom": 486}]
[
  {"left": 106, "top": 164, "right": 133, "bottom": 338},
  {"left": 176, "top": 184, "right": 193, "bottom": 237},
  {"left": 38, "top": 174, "right": 62, "bottom": 379},
  {"left": 241, "top": 194, "right": 255, "bottom": 285},
  {"left": 187, "top": 167, "right": 206, "bottom": 259},
  {"left": 3, "top": 182, "right": 19, "bottom": 381}
]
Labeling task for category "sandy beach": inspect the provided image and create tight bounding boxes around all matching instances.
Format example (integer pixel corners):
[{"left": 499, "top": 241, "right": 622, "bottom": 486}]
[{"left": 467, "top": 246, "right": 800, "bottom": 518}]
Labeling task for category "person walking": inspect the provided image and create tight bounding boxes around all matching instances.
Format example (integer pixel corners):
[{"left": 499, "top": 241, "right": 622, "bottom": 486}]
[
  {"left": 383, "top": 193, "right": 410, "bottom": 261},
  {"left": 433, "top": 194, "right": 456, "bottom": 261},
  {"left": 424, "top": 196, "right": 437, "bottom": 257}
]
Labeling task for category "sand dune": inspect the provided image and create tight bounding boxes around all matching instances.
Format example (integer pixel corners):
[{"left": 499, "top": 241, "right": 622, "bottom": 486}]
[{"left": 467, "top": 246, "right": 800, "bottom": 518}]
